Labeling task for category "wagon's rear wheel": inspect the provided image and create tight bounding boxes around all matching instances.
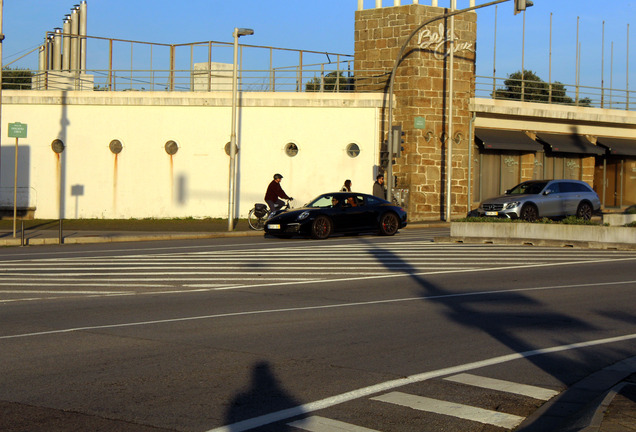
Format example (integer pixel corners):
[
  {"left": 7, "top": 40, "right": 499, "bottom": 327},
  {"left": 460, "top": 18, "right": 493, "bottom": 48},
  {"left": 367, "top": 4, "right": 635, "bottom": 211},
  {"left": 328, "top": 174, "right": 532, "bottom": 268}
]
[{"left": 520, "top": 204, "right": 538, "bottom": 222}]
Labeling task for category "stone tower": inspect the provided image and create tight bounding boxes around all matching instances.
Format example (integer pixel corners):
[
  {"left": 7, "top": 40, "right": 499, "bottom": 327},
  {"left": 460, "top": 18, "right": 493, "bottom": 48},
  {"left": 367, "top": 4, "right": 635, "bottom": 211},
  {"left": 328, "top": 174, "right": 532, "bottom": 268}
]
[{"left": 354, "top": 3, "right": 477, "bottom": 221}]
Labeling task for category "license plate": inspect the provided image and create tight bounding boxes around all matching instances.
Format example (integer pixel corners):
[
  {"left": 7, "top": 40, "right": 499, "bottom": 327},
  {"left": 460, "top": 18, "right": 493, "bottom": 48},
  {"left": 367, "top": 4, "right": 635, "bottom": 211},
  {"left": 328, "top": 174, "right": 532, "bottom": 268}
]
[
  {"left": 267, "top": 224, "right": 281, "bottom": 230},
  {"left": 485, "top": 211, "right": 498, "bottom": 216}
]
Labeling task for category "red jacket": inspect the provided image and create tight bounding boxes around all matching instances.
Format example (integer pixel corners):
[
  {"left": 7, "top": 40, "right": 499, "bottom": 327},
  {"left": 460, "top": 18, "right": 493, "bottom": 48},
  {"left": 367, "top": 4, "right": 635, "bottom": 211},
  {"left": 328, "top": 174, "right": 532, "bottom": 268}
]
[{"left": 265, "top": 180, "right": 289, "bottom": 201}]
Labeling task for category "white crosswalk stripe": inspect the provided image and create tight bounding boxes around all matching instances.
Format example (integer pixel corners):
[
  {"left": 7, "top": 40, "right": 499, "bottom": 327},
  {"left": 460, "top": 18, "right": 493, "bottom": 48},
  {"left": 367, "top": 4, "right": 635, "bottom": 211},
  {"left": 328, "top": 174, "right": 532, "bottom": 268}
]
[
  {"left": 444, "top": 373, "right": 559, "bottom": 401},
  {"left": 1, "top": 240, "right": 634, "bottom": 302},
  {"left": 371, "top": 391, "right": 525, "bottom": 429},
  {"left": 284, "top": 372, "right": 562, "bottom": 431},
  {"left": 288, "top": 416, "right": 380, "bottom": 432}
]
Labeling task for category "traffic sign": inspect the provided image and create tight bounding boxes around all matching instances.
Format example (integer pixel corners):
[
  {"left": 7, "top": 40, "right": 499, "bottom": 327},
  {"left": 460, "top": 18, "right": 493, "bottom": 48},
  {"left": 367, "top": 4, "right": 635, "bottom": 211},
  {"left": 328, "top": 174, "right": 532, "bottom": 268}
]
[{"left": 8, "top": 122, "right": 27, "bottom": 138}]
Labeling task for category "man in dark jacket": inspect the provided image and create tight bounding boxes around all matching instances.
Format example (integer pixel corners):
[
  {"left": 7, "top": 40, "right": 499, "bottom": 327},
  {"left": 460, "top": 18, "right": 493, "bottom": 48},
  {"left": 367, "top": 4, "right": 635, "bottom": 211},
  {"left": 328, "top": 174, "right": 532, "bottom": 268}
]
[
  {"left": 265, "top": 173, "right": 292, "bottom": 211},
  {"left": 373, "top": 174, "right": 386, "bottom": 200}
]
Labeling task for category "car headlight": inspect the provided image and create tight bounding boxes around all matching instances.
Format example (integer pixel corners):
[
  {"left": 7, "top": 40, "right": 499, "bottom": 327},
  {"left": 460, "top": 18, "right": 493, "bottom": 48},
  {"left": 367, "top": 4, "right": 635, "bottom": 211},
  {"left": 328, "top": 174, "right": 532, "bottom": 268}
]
[
  {"left": 297, "top": 211, "right": 310, "bottom": 221},
  {"left": 504, "top": 202, "right": 520, "bottom": 209}
]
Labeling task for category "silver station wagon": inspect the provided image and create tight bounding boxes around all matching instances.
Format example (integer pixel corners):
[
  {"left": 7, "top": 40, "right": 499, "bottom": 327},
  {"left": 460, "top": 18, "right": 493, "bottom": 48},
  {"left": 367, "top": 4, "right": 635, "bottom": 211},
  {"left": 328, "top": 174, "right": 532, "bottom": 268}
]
[{"left": 476, "top": 179, "right": 601, "bottom": 221}]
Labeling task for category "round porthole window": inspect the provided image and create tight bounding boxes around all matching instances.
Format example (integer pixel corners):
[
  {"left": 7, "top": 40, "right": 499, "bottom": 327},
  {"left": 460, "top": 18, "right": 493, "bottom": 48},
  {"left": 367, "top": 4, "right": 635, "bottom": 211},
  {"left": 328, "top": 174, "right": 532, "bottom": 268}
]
[
  {"left": 285, "top": 143, "right": 298, "bottom": 157},
  {"left": 109, "top": 139, "right": 123, "bottom": 154},
  {"left": 224, "top": 141, "right": 239, "bottom": 156},
  {"left": 346, "top": 143, "right": 360, "bottom": 158},
  {"left": 165, "top": 140, "right": 179, "bottom": 155},
  {"left": 51, "top": 139, "right": 65, "bottom": 154}
]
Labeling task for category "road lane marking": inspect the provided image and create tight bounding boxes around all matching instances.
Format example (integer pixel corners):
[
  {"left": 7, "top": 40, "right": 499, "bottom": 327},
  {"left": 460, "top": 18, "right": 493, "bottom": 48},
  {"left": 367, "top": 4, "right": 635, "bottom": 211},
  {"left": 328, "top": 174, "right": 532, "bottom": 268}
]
[
  {"left": 206, "top": 333, "right": 636, "bottom": 432},
  {"left": 210, "top": 257, "right": 636, "bottom": 291},
  {"left": 2, "top": 280, "right": 635, "bottom": 340},
  {"left": 288, "top": 416, "right": 380, "bottom": 432},
  {"left": 444, "top": 373, "right": 559, "bottom": 401},
  {"left": 371, "top": 391, "right": 524, "bottom": 428}
]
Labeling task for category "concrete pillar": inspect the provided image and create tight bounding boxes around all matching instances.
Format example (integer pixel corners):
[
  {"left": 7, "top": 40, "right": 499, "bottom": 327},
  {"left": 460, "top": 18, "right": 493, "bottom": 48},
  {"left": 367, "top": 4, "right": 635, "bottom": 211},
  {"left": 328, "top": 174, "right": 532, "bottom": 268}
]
[
  {"left": 79, "top": 0, "right": 87, "bottom": 73},
  {"left": 53, "top": 28, "right": 62, "bottom": 71},
  {"left": 70, "top": 6, "right": 79, "bottom": 73},
  {"left": 375, "top": 0, "right": 382, "bottom": 8},
  {"left": 62, "top": 16, "right": 71, "bottom": 71},
  {"left": 358, "top": 0, "right": 364, "bottom": 10}
]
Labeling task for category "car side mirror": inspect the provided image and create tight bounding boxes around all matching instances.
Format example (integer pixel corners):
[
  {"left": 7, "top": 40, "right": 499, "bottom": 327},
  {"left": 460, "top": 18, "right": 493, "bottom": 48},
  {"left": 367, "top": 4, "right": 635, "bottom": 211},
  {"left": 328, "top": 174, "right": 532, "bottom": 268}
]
[
  {"left": 543, "top": 190, "right": 551, "bottom": 195},
  {"left": 504, "top": 189, "right": 510, "bottom": 194}
]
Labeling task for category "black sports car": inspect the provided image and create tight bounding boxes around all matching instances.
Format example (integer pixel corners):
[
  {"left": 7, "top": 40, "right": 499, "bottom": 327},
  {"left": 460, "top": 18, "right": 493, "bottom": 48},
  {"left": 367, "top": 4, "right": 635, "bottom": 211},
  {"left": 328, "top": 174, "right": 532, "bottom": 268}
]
[{"left": 264, "top": 192, "right": 407, "bottom": 239}]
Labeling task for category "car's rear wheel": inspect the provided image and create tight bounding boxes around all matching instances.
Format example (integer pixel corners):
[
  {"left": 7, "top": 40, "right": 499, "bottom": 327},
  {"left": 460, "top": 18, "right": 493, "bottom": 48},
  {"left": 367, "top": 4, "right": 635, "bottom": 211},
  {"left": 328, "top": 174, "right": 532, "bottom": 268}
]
[
  {"left": 520, "top": 204, "right": 539, "bottom": 222},
  {"left": 576, "top": 202, "right": 593, "bottom": 220},
  {"left": 311, "top": 216, "right": 332, "bottom": 239},
  {"left": 379, "top": 212, "right": 399, "bottom": 236}
]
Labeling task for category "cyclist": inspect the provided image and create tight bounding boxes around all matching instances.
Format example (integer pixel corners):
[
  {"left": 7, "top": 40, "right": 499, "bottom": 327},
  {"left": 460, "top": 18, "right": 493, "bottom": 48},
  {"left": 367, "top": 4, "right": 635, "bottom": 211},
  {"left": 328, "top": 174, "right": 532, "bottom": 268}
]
[{"left": 265, "top": 173, "right": 292, "bottom": 212}]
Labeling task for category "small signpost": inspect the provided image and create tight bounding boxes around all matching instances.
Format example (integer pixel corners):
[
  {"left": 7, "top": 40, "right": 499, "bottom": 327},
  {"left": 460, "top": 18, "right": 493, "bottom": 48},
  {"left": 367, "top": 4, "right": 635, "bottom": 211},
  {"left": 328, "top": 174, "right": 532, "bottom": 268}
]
[
  {"left": 414, "top": 116, "right": 426, "bottom": 130},
  {"left": 8, "top": 122, "right": 27, "bottom": 238}
]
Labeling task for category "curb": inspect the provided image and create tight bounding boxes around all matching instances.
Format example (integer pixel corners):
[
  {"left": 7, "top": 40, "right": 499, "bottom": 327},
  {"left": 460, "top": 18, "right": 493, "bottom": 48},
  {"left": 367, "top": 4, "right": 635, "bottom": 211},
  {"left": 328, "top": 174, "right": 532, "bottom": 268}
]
[
  {"left": 517, "top": 356, "right": 636, "bottom": 432},
  {"left": 0, "top": 223, "right": 449, "bottom": 247},
  {"left": 434, "top": 236, "right": 636, "bottom": 251},
  {"left": 0, "top": 230, "right": 264, "bottom": 247}
]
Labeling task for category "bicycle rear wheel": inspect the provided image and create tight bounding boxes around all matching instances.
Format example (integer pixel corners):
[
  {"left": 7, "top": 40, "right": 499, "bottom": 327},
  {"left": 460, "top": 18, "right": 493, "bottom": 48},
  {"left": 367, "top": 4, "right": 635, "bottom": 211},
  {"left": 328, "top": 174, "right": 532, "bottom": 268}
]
[{"left": 248, "top": 208, "right": 268, "bottom": 230}]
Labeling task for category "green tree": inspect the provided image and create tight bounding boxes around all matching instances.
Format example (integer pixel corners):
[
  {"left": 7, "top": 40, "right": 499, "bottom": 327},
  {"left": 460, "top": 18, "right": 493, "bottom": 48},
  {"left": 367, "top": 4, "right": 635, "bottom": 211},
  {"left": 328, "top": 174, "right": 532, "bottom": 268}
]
[
  {"left": 493, "top": 70, "right": 590, "bottom": 107},
  {"left": 2, "top": 67, "right": 33, "bottom": 90},
  {"left": 306, "top": 71, "right": 354, "bottom": 92}
]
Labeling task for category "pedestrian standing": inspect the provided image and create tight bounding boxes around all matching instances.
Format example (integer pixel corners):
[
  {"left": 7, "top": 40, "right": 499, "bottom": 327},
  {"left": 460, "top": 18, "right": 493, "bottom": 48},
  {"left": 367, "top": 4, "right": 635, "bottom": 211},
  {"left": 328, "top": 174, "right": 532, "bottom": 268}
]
[
  {"left": 373, "top": 174, "right": 386, "bottom": 200},
  {"left": 341, "top": 179, "right": 352, "bottom": 192}
]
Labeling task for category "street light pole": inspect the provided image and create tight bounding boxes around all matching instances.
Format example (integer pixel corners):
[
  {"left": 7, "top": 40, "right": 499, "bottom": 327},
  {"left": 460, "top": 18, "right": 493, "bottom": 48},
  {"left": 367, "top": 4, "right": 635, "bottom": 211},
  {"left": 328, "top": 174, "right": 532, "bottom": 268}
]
[
  {"left": 385, "top": 0, "right": 510, "bottom": 210},
  {"left": 228, "top": 27, "right": 254, "bottom": 232}
]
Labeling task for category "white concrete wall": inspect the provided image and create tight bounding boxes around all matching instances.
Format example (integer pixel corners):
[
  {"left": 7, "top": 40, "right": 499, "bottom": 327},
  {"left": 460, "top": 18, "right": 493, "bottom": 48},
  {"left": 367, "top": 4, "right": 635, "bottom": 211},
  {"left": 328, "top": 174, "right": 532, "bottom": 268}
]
[{"left": 0, "top": 90, "right": 384, "bottom": 219}]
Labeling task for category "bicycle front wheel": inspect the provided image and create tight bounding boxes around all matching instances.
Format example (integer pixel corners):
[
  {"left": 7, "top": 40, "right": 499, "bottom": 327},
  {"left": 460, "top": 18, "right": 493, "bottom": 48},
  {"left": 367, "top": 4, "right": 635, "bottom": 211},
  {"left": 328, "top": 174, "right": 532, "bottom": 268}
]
[{"left": 248, "top": 208, "right": 268, "bottom": 230}]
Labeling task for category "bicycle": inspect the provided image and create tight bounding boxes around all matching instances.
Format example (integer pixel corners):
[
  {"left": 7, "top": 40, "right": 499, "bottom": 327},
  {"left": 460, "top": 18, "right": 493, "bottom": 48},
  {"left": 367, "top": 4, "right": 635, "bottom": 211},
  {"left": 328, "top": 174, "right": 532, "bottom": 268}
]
[{"left": 248, "top": 199, "right": 292, "bottom": 230}]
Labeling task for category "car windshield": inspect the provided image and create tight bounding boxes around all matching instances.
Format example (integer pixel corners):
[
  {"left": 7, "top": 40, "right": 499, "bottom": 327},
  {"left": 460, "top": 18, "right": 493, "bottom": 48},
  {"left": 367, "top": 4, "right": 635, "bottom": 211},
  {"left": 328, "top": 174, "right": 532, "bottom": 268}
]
[
  {"left": 306, "top": 194, "right": 339, "bottom": 208},
  {"left": 507, "top": 181, "right": 548, "bottom": 195}
]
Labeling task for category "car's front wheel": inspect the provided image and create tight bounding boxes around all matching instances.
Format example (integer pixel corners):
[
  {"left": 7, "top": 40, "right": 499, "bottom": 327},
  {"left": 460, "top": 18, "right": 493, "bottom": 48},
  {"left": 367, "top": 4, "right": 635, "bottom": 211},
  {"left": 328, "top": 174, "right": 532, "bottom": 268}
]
[
  {"left": 576, "top": 202, "right": 593, "bottom": 220},
  {"left": 520, "top": 204, "right": 539, "bottom": 222},
  {"left": 311, "top": 216, "right": 332, "bottom": 239},
  {"left": 379, "top": 212, "right": 399, "bottom": 236}
]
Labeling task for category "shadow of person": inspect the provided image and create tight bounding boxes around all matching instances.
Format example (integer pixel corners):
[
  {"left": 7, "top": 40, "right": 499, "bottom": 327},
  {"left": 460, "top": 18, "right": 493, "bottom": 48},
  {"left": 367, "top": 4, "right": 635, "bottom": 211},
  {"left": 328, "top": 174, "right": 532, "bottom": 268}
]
[{"left": 223, "top": 361, "right": 306, "bottom": 432}]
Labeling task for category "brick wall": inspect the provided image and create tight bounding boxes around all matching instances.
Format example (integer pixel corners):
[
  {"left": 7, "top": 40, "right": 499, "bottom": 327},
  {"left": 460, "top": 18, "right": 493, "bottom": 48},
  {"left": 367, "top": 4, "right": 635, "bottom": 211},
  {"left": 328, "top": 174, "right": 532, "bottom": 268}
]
[{"left": 355, "top": 4, "right": 477, "bottom": 221}]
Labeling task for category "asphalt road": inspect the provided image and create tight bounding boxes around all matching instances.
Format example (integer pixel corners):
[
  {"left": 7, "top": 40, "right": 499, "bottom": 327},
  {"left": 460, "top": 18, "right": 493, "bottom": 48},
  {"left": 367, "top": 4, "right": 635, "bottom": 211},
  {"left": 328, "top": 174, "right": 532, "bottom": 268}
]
[{"left": 1, "top": 228, "right": 635, "bottom": 431}]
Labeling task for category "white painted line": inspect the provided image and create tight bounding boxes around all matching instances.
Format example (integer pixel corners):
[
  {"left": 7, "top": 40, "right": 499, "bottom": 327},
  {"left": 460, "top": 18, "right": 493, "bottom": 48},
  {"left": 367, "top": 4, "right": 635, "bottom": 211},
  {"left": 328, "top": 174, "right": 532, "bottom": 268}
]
[
  {"left": 205, "top": 333, "right": 636, "bottom": 432},
  {"left": 3, "top": 280, "right": 635, "bottom": 339},
  {"left": 0, "top": 289, "right": 134, "bottom": 295},
  {"left": 288, "top": 415, "right": 381, "bottom": 432},
  {"left": 371, "top": 392, "right": 524, "bottom": 429},
  {"left": 212, "top": 258, "right": 636, "bottom": 291},
  {"left": 445, "top": 373, "right": 559, "bottom": 401}
]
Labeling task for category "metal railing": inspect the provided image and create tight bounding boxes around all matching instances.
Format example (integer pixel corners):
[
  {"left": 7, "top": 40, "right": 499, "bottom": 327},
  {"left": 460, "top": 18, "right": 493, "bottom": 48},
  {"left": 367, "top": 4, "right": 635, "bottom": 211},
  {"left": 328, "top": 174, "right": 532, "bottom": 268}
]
[
  {"left": 2, "top": 34, "right": 634, "bottom": 110},
  {"left": 476, "top": 75, "right": 634, "bottom": 111}
]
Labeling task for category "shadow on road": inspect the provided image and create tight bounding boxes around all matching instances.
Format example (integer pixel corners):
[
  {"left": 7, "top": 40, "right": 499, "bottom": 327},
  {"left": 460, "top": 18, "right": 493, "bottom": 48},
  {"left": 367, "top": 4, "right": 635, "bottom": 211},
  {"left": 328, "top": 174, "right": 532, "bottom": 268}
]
[
  {"left": 223, "top": 361, "right": 306, "bottom": 431},
  {"left": 362, "top": 239, "right": 634, "bottom": 429}
]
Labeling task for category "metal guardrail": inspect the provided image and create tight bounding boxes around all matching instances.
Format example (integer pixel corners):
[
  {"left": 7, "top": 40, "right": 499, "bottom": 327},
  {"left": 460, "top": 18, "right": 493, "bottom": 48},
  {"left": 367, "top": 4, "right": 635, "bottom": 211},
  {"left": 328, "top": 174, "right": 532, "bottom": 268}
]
[
  {"left": 475, "top": 75, "right": 634, "bottom": 111},
  {"left": 2, "top": 34, "right": 634, "bottom": 110}
]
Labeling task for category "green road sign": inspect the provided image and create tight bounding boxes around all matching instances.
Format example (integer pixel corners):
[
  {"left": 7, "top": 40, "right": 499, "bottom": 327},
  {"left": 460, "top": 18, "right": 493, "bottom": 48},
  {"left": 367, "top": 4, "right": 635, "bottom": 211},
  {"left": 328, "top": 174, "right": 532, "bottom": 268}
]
[
  {"left": 414, "top": 116, "right": 426, "bottom": 129},
  {"left": 8, "top": 122, "right": 27, "bottom": 138}
]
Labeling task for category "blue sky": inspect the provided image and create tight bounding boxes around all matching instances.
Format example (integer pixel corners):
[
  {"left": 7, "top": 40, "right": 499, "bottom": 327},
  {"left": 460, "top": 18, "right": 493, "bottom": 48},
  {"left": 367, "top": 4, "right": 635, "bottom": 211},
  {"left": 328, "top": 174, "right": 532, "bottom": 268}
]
[{"left": 2, "top": 0, "right": 634, "bottom": 95}]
